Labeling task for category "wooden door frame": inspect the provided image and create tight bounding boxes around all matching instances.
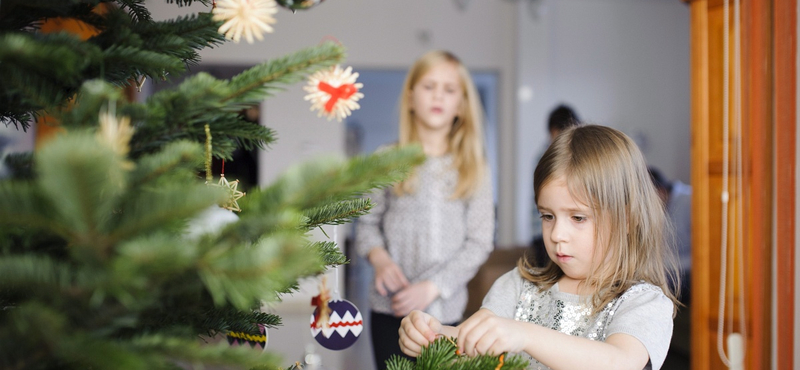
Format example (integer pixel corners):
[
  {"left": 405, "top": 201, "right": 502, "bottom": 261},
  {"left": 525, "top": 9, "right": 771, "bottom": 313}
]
[
  {"left": 687, "top": 0, "right": 797, "bottom": 368},
  {"left": 774, "top": 0, "right": 796, "bottom": 368}
]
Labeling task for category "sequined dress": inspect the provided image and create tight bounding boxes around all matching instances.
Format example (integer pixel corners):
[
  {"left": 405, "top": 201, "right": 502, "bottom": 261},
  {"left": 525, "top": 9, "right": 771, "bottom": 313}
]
[{"left": 482, "top": 268, "right": 674, "bottom": 370}]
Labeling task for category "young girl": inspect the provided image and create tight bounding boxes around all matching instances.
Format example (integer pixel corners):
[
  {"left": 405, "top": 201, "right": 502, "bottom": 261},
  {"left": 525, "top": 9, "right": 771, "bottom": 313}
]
[
  {"left": 355, "top": 50, "right": 494, "bottom": 369},
  {"left": 399, "top": 125, "right": 680, "bottom": 370}
]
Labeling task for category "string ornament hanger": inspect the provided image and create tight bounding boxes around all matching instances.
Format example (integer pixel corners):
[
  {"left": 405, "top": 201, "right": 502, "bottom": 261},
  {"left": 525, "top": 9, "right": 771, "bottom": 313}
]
[
  {"left": 205, "top": 125, "right": 246, "bottom": 212},
  {"left": 304, "top": 65, "right": 364, "bottom": 122},
  {"left": 309, "top": 226, "right": 363, "bottom": 350},
  {"left": 276, "top": 0, "right": 327, "bottom": 11}
]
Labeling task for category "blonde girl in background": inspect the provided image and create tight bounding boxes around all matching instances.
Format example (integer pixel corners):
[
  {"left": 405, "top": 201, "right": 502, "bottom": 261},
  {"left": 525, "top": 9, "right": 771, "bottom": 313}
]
[
  {"left": 355, "top": 50, "right": 494, "bottom": 369},
  {"left": 399, "top": 125, "right": 680, "bottom": 370}
]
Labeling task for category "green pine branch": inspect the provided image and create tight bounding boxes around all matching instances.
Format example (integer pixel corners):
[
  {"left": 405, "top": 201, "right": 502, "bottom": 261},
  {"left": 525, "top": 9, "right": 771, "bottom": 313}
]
[
  {"left": 0, "top": 2, "right": 224, "bottom": 130},
  {"left": 229, "top": 145, "right": 423, "bottom": 244},
  {"left": 225, "top": 41, "right": 345, "bottom": 104},
  {"left": 116, "top": 0, "right": 152, "bottom": 24},
  {"left": 253, "top": 145, "right": 425, "bottom": 214},
  {"left": 307, "top": 240, "right": 348, "bottom": 267},
  {"left": 384, "top": 337, "right": 529, "bottom": 370},
  {"left": 302, "top": 198, "right": 374, "bottom": 230},
  {"left": 127, "top": 41, "right": 344, "bottom": 159},
  {"left": 0, "top": 130, "right": 333, "bottom": 368}
]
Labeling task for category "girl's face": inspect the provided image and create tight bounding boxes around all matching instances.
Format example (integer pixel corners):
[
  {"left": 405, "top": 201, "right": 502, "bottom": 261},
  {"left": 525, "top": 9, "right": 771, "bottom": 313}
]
[
  {"left": 408, "top": 61, "right": 464, "bottom": 132},
  {"left": 537, "top": 175, "right": 602, "bottom": 293}
]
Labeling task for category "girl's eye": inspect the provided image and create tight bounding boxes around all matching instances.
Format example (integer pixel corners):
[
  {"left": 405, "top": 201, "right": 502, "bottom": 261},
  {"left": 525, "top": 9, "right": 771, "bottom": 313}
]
[
  {"left": 540, "top": 214, "right": 554, "bottom": 221},
  {"left": 572, "top": 216, "right": 586, "bottom": 222}
]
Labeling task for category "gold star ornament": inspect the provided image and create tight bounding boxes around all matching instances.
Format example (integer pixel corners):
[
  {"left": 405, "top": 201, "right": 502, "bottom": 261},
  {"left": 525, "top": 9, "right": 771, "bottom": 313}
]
[{"left": 214, "top": 174, "right": 245, "bottom": 212}]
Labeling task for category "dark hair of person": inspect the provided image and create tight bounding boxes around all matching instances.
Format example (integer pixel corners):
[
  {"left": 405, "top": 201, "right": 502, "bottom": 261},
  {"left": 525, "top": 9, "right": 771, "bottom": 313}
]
[
  {"left": 547, "top": 104, "right": 581, "bottom": 133},
  {"left": 648, "top": 166, "right": 673, "bottom": 194}
]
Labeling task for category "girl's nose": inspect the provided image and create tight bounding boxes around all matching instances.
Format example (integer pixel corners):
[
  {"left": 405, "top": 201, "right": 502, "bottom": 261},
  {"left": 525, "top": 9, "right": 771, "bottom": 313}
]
[
  {"left": 432, "top": 87, "right": 444, "bottom": 100},
  {"left": 550, "top": 219, "right": 568, "bottom": 244}
]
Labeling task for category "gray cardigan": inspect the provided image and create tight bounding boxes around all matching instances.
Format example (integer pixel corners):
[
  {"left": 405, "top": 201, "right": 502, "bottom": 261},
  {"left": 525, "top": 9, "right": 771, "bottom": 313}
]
[{"left": 355, "top": 154, "right": 495, "bottom": 323}]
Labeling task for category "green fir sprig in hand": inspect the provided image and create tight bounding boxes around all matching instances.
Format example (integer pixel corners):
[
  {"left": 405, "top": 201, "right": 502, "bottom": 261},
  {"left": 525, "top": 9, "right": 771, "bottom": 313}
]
[{"left": 384, "top": 336, "right": 529, "bottom": 370}]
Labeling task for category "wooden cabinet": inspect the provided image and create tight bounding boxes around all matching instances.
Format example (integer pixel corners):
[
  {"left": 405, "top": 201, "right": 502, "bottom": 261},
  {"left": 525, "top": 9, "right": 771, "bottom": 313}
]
[{"left": 686, "top": 0, "right": 795, "bottom": 369}]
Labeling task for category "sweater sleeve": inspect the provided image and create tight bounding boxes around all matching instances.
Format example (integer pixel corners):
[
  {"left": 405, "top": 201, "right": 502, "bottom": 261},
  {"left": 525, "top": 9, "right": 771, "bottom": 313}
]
[
  {"left": 606, "top": 286, "right": 674, "bottom": 370},
  {"left": 480, "top": 268, "right": 523, "bottom": 319},
  {"left": 425, "top": 172, "right": 495, "bottom": 300},
  {"left": 354, "top": 187, "right": 389, "bottom": 258}
]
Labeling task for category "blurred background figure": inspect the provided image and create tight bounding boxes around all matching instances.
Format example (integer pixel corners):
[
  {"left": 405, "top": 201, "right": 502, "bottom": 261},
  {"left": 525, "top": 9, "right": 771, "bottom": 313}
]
[
  {"left": 648, "top": 166, "right": 692, "bottom": 303},
  {"left": 530, "top": 104, "right": 582, "bottom": 267},
  {"left": 354, "top": 50, "right": 495, "bottom": 369}
]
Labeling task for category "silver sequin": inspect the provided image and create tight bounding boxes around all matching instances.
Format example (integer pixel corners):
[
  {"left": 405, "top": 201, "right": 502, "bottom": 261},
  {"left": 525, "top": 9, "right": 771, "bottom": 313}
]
[{"left": 513, "top": 282, "right": 661, "bottom": 370}]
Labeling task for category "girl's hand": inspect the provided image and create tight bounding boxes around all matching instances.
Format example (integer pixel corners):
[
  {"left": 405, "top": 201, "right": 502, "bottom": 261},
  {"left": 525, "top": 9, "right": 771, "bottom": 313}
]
[
  {"left": 391, "top": 281, "right": 439, "bottom": 317},
  {"left": 368, "top": 248, "right": 409, "bottom": 296},
  {"left": 399, "top": 310, "right": 442, "bottom": 357},
  {"left": 456, "top": 309, "right": 527, "bottom": 357}
]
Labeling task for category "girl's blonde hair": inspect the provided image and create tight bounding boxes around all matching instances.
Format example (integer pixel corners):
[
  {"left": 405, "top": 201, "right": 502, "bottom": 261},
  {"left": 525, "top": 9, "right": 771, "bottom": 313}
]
[
  {"left": 395, "top": 50, "right": 487, "bottom": 199},
  {"left": 519, "top": 125, "right": 681, "bottom": 314}
]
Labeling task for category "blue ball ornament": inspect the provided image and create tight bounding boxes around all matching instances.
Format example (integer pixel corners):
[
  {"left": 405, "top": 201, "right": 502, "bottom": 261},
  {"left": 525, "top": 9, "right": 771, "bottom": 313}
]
[{"left": 309, "top": 299, "right": 362, "bottom": 350}]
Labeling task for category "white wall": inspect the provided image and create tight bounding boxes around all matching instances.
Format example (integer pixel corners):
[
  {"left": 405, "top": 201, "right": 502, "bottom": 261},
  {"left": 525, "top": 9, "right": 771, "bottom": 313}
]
[{"left": 514, "top": 0, "right": 691, "bottom": 244}]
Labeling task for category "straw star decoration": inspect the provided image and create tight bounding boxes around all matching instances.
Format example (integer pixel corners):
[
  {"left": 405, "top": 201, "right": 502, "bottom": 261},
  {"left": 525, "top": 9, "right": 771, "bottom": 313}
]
[
  {"left": 215, "top": 174, "right": 245, "bottom": 212},
  {"left": 212, "top": 0, "right": 278, "bottom": 44},
  {"left": 304, "top": 65, "right": 364, "bottom": 122},
  {"left": 97, "top": 106, "right": 135, "bottom": 170}
]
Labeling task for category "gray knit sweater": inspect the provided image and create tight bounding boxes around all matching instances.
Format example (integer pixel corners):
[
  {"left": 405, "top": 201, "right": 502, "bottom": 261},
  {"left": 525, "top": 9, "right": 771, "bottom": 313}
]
[{"left": 355, "top": 154, "right": 495, "bottom": 323}]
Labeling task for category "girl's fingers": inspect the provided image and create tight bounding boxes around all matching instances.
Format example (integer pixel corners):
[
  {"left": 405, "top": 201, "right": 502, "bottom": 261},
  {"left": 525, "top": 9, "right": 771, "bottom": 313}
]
[
  {"left": 377, "top": 267, "right": 408, "bottom": 294},
  {"left": 375, "top": 277, "right": 388, "bottom": 296},
  {"left": 385, "top": 277, "right": 401, "bottom": 293},
  {"left": 396, "top": 270, "right": 410, "bottom": 286},
  {"left": 387, "top": 269, "right": 409, "bottom": 291},
  {"left": 455, "top": 320, "right": 475, "bottom": 352},
  {"left": 398, "top": 330, "right": 423, "bottom": 356},
  {"left": 410, "top": 311, "right": 439, "bottom": 342},
  {"left": 398, "top": 311, "right": 440, "bottom": 357},
  {"left": 399, "top": 324, "right": 429, "bottom": 351},
  {"left": 474, "top": 335, "right": 498, "bottom": 357},
  {"left": 457, "top": 317, "right": 491, "bottom": 357}
]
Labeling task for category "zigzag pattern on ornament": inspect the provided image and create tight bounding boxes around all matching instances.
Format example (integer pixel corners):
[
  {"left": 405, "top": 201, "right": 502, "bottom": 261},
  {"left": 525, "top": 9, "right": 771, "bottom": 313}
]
[{"left": 309, "top": 309, "right": 363, "bottom": 339}]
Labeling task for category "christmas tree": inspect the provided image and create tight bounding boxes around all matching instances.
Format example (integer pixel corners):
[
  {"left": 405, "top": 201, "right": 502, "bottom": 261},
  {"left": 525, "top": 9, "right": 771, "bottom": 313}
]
[{"left": 0, "top": 0, "right": 424, "bottom": 369}]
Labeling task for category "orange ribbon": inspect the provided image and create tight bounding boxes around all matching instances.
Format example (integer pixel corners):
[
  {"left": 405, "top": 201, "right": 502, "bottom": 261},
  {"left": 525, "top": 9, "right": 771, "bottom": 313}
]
[{"left": 318, "top": 81, "right": 358, "bottom": 112}]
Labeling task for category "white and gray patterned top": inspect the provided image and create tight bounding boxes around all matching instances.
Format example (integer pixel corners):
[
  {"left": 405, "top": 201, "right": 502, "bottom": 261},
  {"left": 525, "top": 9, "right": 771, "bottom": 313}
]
[
  {"left": 482, "top": 268, "right": 674, "bottom": 370},
  {"left": 355, "top": 154, "right": 495, "bottom": 324}
]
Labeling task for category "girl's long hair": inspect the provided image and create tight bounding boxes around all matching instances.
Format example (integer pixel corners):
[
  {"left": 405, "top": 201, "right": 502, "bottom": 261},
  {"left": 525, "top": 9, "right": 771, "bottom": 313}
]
[
  {"left": 519, "top": 125, "right": 681, "bottom": 315},
  {"left": 395, "top": 50, "right": 487, "bottom": 199}
]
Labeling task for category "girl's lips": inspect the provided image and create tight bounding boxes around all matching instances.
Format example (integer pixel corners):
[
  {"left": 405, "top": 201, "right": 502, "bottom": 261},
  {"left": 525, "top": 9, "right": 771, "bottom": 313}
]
[
  {"left": 556, "top": 253, "right": 571, "bottom": 262},
  {"left": 431, "top": 107, "right": 443, "bottom": 114}
]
